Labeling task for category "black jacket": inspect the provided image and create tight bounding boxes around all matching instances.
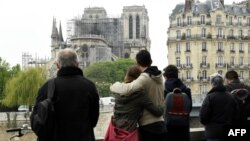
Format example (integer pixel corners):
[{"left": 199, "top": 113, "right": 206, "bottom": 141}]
[
  {"left": 200, "top": 85, "right": 236, "bottom": 139},
  {"left": 225, "top": 79, "right": 250, "bottom": 125},
  {"left": 31, "top": 67, "right": 99, "bottom": 141},
  {"left": 164, "top": 78, "right": 192, "bottom": 109}
]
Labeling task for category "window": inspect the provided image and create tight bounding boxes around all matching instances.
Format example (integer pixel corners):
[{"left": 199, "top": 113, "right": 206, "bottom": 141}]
[
  {"left": 217, "top": 56, "right": 224, "bottom": 65},
  {"left": 240, "top": 71, "right": 243, "bottom": 79},
  {"left": 176, "top": 57, "right": 181, "bottom": 67},
  {"left": 216, "top": 15, "right": 222, "bottom": 24},
  {"left": 129, "top": 15, "right": 133, "bottom": 39},
  {"left": 187, "top": 16, "right": 192, "bottom": 25},
  {"left": 248, "top": 18, "right": 250, "bottom": 26},
  {"left": 230, "top": 56, "right": 235, "bottom": 65},
  {"left": 202, "top": 42, "right": 207, "bottom": 51},
  {"left": 202, "top": 56, "right": 207, "bottom": 65},
  {"left": 177, "top": 17, "right": 182, "bottom": 26},
  {"left": 201, "top": 15, "right": 205, "bottom": 24},
  {"left": 176, "top": 30, "right": 181, "bottom": 39},
  {"left": 176, "top": 43, "right": 180, "bottom": 53},
  {"left": 186, "top": 56, "right": 191, "bottom": 65},
  {"left": 218, "top": 42, "right": 223, "bottom": 51},
  {"left": 240, "top": 57, "right": 244, "bottom": 66},
  {"left": 238, "top": 17, "right": 242, "bottom": 26},
  {"left": 186, "top": 71, "right": 191, "bottom": 79},
  {"left": 186, "top": 29, "right": 191, "bottom": 38},
  {"left": 202, "top": 70, "right": 207, "bottom": 79},
  {"left": 201, "top": 28, "right": 206, "bottom": 37},
  {"left": 230, "top": 29, "right": 234, "bottom": 37},
  {"left": 239, "top": 30, "right": 243, "bottom": 38},
  {"left": 186, "top": 42, "right": 190, "bottom": 51},
  {"left": 229, "top": 16, "right": 233, "bottom": 25},
  {"left": 202, "top": 84, "right": 208, "bottom": 95},
  {"left": 136, "top": 15, "right": 140, "bottom": 39},
  {"left": 217, "top": 28, "right": 223, "bottom": 37},
  {"left": 230, "top": 43, "right": 234, "bottom": 51},
  {"left": 239, "top": 43, "right": 244, "bottom": 52},
  {"left": 248, "top": 30, "right": 250, "bottom": 38}
]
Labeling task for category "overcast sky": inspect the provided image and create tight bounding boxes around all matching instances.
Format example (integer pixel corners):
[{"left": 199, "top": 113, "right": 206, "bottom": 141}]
[{"left": 0, "top": 0, "right": 240, "bottom": 70}]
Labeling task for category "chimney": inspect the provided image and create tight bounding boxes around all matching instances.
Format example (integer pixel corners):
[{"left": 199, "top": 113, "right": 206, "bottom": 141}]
[{"left": 185, "top": 0, "right": 194, "bottom": 12}]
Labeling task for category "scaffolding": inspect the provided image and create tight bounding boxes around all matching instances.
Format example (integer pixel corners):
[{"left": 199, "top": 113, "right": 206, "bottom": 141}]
[{"left": 21, "top": 52, "right": 49, "bottom": 69}]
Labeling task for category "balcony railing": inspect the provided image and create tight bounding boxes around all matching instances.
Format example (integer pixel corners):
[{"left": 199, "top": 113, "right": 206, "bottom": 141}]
[
  {"left": 175, "top": 51, "right": 181, "bottom": 54},
  {"left": 200, "top": 63, "right": 210, "bottom": 68},
  {"left": 169, "top": 21, "right": 211, "bottom": 28},
  {"left": 230, "top": 50, "right": 235, "bottom": 53},
  {"left": 168, "top": 34, "right": 249, "bottom": 41},
  {"left": 228, "top": 64, "right": 239, "bottom": 68},
  {"left": 199, "top": 77, "right": 210, "bottom": 82},
  {"left": 182, "top": 77, "right": 193, "bottom": 82},
  {"left": 202, "top": 49, "right": 207, "bottom": 52},
  {"left": 239, "top": 50, "right": 244, "bottom": 53},
  {"left": 183, "top": 64, "right": 193, "bottom": 69},
  {"left": 216, "top": 35, "right": 226, "bottom": 39},
  {"left": 215, "top": 63, "right": 226, "bottom": 68},
  {"left": 216, "top": 49, "right": 224, "bottom": 53}
]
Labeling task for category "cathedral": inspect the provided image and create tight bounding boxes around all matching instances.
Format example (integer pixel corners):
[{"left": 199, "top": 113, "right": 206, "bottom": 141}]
[{"left": 50, "top": 6, "right": 150, "bottom": 68}]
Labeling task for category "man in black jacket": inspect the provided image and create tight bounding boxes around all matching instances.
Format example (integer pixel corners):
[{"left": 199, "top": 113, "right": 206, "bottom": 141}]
[
  {"left": 163, "top": 65, "right": 192, "bottom": 141},
  {"left": 31, "top": 48, "right": 99, "bottom": 141},
  {"left": 225, "top": 70, "right": 250, "bottom": 126},
  {"left": 200, "top": 74, "right": 236, "bottom": 141}
]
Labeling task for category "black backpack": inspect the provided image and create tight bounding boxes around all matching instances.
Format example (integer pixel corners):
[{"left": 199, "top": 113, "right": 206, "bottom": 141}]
[
  {"left": 230, "top": 88, "right": 250, "bottom": 125},
  {"left": 31, "top": 78, "right": 56, "bottom": 139}
]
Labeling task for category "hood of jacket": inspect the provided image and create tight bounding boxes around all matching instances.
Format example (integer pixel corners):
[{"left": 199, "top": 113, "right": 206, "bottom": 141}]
[
  {"left": 165, "top": 78, "right": 187, "bottom": 92},
  {"left": 143, "top": 66, "right": 162, "bottom": 84}
]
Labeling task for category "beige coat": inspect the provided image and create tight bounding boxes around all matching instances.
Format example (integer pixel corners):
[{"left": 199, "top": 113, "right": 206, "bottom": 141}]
[{"left": 110, "top": 72, "right": 164, "bottom": 126}]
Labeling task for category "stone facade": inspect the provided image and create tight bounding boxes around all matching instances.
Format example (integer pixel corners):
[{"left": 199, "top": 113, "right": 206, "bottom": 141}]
[
  {"left": 167, "top": 0, "right": 250, "bottom": 104},
  {"left": 51, "top": 6, "right": 150, "bottom": 68}
]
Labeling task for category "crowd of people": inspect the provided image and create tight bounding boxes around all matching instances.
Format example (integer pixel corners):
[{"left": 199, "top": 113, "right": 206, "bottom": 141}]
[{"left": 31, "top": 48, "right": 250, "bottom": 141}]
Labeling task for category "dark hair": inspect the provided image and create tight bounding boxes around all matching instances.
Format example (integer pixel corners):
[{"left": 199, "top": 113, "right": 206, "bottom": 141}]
[
  {"left": 136, "top": 50, "right": 152, "bottom": 67},
  {"left": 225, "top": 70, "right": 239, "bottom": 80},
  {"left": 124, "top": 65, "right": 142, "bottom": 83},
  {"left": 163, "top": 65, "right": 178, "bottom": 78}
]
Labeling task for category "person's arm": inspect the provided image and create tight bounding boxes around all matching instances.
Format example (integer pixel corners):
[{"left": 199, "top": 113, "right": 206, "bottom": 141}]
[
  {"left": 139, "top": 92, "right": 163, "bottom": 117},
  {"left": 110, "top": 73, "right": 147, "bottom": 96},
  {"left": 185, "top": 88, "right": 192, "bottom": 112},
  {"left": 199, "top": 95, "right": 211, "bottom": 125}
]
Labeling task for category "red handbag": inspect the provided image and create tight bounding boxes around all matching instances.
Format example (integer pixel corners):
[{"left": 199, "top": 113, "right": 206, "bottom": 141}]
[{"left": 103, "top": 120, "right": 139, "bottom": 141}]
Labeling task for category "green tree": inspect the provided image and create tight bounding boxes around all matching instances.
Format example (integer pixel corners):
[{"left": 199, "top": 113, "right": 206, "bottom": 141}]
[
  {"left": 2, "top": 67, "right": 47, "bottom": 107},
  {"left": 84, "top": 58, "right": 135, "bottom": 97},
  {"left": 0, "top": 57, "right": 11, "bottom": 100}
]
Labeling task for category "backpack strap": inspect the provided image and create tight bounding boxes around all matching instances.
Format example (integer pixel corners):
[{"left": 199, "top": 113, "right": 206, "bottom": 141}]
[{"left": 47, "top": 78, "right": 56, "bottom": 99}]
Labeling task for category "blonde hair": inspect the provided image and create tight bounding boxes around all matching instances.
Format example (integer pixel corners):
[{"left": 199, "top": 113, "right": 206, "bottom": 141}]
[{"left": 124, "top": 65, "right": 142, "bottom": 83}]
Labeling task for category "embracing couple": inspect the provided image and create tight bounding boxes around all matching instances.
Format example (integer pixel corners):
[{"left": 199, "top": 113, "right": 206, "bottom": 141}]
[{"left": 105, "top": 50, "right": 167, "bottom": 141}]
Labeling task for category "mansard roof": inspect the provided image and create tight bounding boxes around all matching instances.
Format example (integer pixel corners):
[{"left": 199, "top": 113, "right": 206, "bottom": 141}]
[{"left": 170, "top": 0, "right": 250, "bottom": 19}]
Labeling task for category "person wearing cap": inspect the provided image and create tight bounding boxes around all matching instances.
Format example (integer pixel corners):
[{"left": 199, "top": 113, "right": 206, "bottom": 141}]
[{"left": 200, "top": 74, "right": 237, "bottom": 141}]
